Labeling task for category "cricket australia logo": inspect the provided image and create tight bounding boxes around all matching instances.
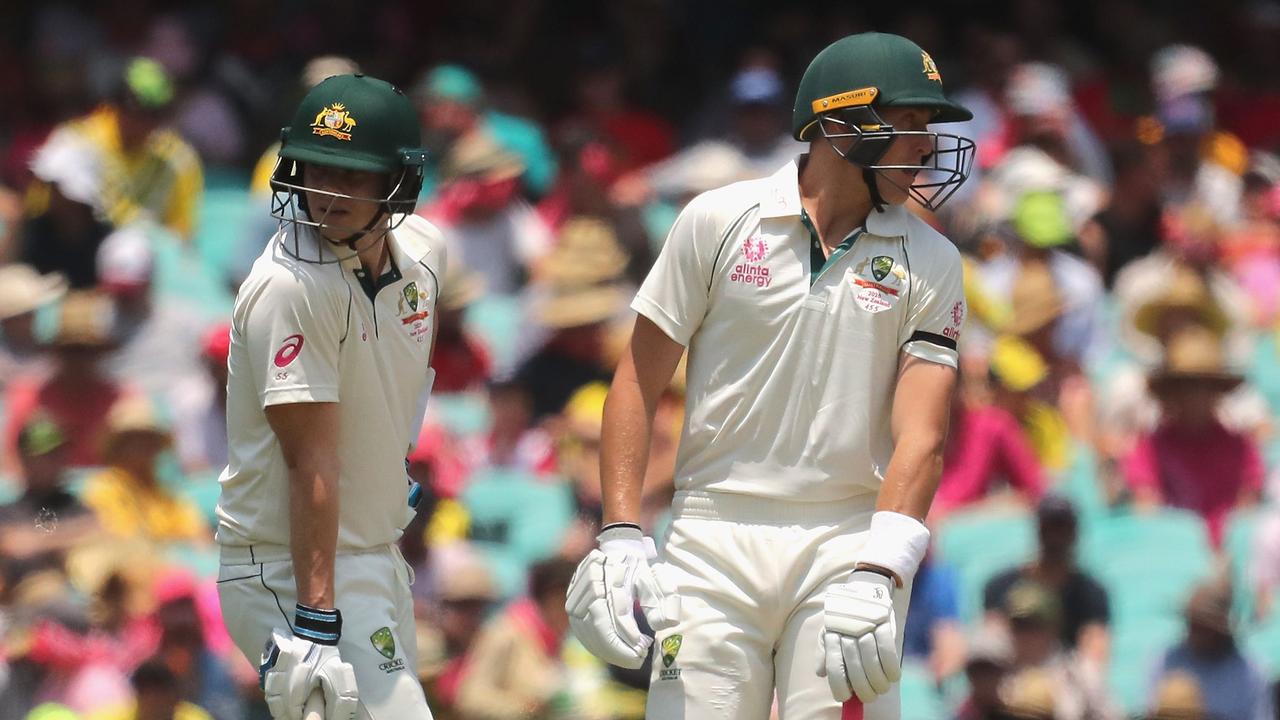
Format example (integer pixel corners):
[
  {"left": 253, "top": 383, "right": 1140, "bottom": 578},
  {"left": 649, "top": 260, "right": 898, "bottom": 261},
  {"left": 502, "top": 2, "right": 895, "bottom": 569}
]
[
  {"left": 311, "top": 103, "right": 357, "bottom": 141},
  {"left": 398, "top": 281, "right": 431, "bottom": 328},
  {"left": 371, "top": 627, "right": 405, "bottom": 674},
  {"left": 402, "top": 282, "right": 419, "bottom": 313},
  {"left": 659, "top": 634, "right": 683, "bottom": 680},
  {"left": 852, "top": 255, "right": 906, "bottom": 314},
  {"left": 730, "top": 234, "right": 772, "bottom": 288}
]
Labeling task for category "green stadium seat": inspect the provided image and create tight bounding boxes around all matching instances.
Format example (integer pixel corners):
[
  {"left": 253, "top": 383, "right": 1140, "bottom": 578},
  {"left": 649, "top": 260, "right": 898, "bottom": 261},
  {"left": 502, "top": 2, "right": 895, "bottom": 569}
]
[
  {"left": 464, "top": 295, "right": 525, "bottom": 370},
  {"left": 1107, "top": 614, "right": 1184, "bottom": 716},
  {"left": 461, "top": 468, "right": 574, "bottom": 597},
  {"left": 1080, "top": 510, "right": 1213, "bottom": 621},
  {"left": 1224, "top": 509, "right": 1263, "bottom": 624},
  {"left": 898, "top": 658, "right": 947, "bottom": 720},
  {"left": 1244, "top": 610, "right": 1280, "bottom": 681},
  {"left": 935, "top": 508, "right": 1036, "bottom": 621},
  {"left": 428, "top": 392, "right": 491, "bottom": 438}
]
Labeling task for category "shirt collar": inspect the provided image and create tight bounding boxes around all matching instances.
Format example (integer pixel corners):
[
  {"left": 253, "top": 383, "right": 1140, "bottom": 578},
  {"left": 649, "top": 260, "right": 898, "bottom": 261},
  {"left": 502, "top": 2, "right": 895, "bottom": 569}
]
[{"left": 758, "top": 155, "right": 910, "bottom": 239}]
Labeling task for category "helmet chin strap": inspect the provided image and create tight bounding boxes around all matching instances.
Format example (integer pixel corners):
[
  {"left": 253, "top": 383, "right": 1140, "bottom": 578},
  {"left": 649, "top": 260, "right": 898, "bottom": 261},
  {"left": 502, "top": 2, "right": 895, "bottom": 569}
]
[
  {"left": 861, "top": 167, "right": 886, "bottom": 214},
  {"left": 335, "top": 203, "right": 392, "bottom": 250}
]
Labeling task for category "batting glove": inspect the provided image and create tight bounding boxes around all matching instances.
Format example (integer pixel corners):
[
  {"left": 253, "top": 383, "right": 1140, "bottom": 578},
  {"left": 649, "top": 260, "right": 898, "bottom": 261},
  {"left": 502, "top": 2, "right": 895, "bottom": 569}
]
[
  {"left": 259, "top": 605, "right": 359, "bottom": 720},
  {"left": 817, "top": 570, "right": 901, "bottom": 704},
  {"left": 565, "top": 523, "right": 680, "bottom": 669}
]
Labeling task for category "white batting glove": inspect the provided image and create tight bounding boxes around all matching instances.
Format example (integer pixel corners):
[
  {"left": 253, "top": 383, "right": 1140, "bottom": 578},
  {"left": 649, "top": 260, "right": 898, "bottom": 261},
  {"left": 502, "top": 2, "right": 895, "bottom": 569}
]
[
  {"left": 817, "top": 570, "right": 901, "bottom": 704},
  {"left": 259, "top": 605, "right": 359, "bottom": 720},
  {"left": 565, "top": 523, "right": 680, "bottom": 669}
]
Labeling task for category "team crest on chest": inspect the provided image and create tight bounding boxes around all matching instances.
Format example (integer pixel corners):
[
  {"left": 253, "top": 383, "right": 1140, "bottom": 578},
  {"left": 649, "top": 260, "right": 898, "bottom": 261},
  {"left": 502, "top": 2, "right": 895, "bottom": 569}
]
[
  {"left": 851, "top": 254, "right": 906, "bottom": 314},
  {"left": 397, "top": 281, "right": 432, "bottom": 342},
  {"left": 402, "top": 282, "right": 419, "bottom": 312}
]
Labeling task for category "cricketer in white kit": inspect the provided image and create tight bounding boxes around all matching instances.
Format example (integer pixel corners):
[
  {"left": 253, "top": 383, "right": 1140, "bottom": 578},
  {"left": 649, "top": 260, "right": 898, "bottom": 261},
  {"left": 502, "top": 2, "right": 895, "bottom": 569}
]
[
  {"left": 566, "top": 32, "right": 977, "bottom": 720},
  {"left": 215, "top": 74, "right": 443, "bottom": 720}
]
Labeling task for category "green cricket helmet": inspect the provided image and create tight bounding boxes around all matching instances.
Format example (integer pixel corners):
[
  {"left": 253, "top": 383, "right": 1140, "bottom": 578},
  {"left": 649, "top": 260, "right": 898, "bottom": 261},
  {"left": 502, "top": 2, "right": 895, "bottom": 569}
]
[
  {"left": 270, "top": 74, "right": 428, "bottom": 250},
  {"left": 793, "top": 32, "right": 976, "bottom": 211}
]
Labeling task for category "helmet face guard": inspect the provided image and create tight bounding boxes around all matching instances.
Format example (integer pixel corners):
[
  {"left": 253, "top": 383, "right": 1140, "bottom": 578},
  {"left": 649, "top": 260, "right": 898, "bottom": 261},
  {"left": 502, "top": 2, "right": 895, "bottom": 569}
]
[
  {"left": 818, "top": 105, "right": 975, "bottom": 212},
  {"left": 268, "top": 154, "right": 425, "bottom": 263}
]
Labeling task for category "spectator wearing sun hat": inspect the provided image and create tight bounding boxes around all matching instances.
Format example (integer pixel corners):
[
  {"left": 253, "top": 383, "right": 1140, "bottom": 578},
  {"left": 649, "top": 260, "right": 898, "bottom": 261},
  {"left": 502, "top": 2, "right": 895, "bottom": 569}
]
[
  {"left": 0, "top": 263, "right": 67, "bottom": 383},
  {"left": 1098, "top": 264, "right": 1269, "bottom": 473},
  {"left": 81, "top": 394, "right": 208, "bottom": 544},
  {"left": 4, "top": 291, "right": 130, "bottom": 470},
  {"left": 1124, "top": 325, "right": 1264, "bottom": 545},
  {"left": 1152, "top": 579, "right": 1274, "bottom": 720},
  {"left": 998, "top": 580, "right": 1117, "bottom": 720},
  {"left": 0, "top": 416, "right": 101, "bottom": 574},
  {"left": 422, "top": 131, "right": 554, "bottom": 297}
]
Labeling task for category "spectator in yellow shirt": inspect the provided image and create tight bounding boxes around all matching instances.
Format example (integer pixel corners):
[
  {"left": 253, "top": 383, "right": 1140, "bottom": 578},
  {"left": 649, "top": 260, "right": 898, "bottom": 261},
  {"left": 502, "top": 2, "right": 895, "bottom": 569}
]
[
  {"left": 32, "top": 58, "right": 203, "bottom": 240},
  {"left": 89, "top": 659, "right": 213, "bottom": 720},
  {"left": 82, "top": 395, "right": 208, "bottom": 544}
]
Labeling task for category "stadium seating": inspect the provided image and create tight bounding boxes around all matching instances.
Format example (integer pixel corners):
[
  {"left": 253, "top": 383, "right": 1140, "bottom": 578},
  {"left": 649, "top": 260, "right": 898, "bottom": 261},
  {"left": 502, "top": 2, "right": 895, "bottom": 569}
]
[
  {"left": 1106, "top": 614, "right": 1184, "bottom": 715},
  {"left": 898, "top": 658, "right": 946, "bottom": 720},
  {"left": 460, "top": 467, "right": 574, "bottom": 598},
  {"left": 1079, "top": 509, "right": 1213, "bottom": 622},
  {"left": 935, "top": 508, "right": 1036, "bottom": 622}
]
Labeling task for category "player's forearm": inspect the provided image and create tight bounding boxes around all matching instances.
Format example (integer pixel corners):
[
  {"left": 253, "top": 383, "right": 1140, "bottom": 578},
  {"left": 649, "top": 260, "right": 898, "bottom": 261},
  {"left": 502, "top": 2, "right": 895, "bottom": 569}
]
[
  {"left": 288, "top": 459, "right": 340, "bottom": 608},
  {"left": 877, "top": 430, "right": 946, "bottom": 521},
  {"left": 600, "top": 371, "right": 659, "bottom": 526}
]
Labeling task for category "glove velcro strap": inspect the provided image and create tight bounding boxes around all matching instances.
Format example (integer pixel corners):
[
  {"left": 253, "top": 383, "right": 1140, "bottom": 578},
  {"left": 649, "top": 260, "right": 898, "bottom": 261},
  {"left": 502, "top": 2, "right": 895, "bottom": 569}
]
[{"left": 294, "top": 604, "right": 342, "bottom": 646}]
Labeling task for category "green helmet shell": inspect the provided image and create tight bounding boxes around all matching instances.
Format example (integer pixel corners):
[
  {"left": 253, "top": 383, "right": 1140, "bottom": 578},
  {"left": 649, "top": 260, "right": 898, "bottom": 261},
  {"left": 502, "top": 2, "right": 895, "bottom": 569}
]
[
  {"left": 279, "top": 74, "right": 426, "bottom": 174},
  {"left": 792, "top": 32, "right": 973, "bottom": 141}
]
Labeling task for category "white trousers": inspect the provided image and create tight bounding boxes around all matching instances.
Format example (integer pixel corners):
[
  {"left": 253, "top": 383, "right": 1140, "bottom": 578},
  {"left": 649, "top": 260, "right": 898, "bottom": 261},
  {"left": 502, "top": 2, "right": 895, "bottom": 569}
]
[
  {"left": 217, "top": 543, "right": 434, "bottom": 719},
  {"left": 645, "top": 491, "right": 911, "bottom": 720}
]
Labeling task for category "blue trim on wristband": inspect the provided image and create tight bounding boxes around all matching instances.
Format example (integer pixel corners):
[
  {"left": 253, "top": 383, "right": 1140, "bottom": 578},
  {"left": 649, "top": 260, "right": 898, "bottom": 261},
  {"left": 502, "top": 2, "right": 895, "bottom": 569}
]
[{"left": 294, "top": 603, "right": 342, "bottom": 646}]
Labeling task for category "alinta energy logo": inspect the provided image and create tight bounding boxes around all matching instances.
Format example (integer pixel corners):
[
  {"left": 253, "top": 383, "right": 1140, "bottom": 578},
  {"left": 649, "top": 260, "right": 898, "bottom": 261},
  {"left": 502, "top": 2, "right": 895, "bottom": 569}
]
[{"left": 730, "top": 235, "right": 772, "bottom": 288}]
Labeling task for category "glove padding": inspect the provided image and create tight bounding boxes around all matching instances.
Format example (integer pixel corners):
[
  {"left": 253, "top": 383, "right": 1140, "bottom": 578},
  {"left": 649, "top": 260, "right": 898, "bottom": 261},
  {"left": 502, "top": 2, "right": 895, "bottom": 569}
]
[
  {"left": 565, "top": 528, "right": 679, "bottom": 669},
  {"left": 260, "top": 630, "right": 359, "bottom": 720},
  {"left": 817, "top": 571, "right": 901, "bottom": 704}
]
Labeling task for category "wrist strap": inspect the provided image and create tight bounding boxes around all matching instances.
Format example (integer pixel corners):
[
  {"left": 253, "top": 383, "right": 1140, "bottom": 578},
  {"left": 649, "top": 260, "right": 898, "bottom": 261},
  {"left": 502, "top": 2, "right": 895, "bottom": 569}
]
[
  {"left": 597, "top": 523, "right": 644, "bottom": 544},
  {"left": 294, "top": 603, "right": 342, "bottom": 646}
]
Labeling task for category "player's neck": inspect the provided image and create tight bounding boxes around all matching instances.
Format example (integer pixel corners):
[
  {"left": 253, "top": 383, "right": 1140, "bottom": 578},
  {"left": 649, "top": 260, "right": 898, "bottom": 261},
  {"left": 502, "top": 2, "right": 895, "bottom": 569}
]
[
  {"left": 355, "top": 226, "right": 392, "bottom": 277},
  {"left": 798, "top": 149, "right": 873, "bottom": 250}
]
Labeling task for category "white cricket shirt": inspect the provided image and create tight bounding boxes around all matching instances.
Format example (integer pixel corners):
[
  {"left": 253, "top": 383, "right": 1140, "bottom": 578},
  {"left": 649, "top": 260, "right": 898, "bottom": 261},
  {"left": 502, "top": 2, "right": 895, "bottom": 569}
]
[
  {"left": 633, "top": 157, "right": 965, "bottom": 501},
  {"left": 216, "top": 215, "right": 445, "bottom": 550}
]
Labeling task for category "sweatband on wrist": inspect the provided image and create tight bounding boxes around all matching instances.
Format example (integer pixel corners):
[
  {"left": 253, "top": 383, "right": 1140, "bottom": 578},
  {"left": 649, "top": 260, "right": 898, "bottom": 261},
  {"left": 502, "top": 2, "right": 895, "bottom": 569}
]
[
  {"left": 856, "top": 511, "right": 931, "bottom": 584},
  {"left": 597, "top": 523, "right": 644, "bottom": 544},
  {"left": 294, "top": 603, "right": 342, "bottom": 646}
]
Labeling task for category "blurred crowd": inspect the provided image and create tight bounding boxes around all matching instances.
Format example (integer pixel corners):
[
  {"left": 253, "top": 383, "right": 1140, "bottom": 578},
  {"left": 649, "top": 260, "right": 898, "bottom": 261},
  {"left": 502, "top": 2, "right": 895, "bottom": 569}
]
[{"left": 2, "top": 1, "right": 1280, "bottom": 718}]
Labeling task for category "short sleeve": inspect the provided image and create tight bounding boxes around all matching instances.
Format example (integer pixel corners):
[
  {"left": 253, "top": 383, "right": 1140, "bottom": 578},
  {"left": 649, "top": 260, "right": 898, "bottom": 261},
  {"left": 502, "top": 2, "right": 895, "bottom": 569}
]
[
  {"left": 1077, "top": 573, "right": 1111, "bottom": 625},
  {"left": 899, "top": 240, "right": 965, "bottom": 368},
  {"left": 982, "top": 569, "right": 1018, "bottom": 613},
  {"left": 630, "top": 196, "right": 717, "bottom": 346},
  {"left": 239, "top": 272, "right": 347, "bottom": 408}
]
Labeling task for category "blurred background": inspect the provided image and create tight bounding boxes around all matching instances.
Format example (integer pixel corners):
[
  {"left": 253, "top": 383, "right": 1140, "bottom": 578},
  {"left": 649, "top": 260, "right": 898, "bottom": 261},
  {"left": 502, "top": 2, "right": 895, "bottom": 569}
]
[{"left": 1, "top": 0, "right": 1279, "bottom": 718}]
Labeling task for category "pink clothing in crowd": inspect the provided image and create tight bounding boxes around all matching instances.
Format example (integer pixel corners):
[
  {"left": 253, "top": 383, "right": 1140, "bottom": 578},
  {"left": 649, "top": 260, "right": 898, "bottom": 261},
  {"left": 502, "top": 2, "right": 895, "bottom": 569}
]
[
  {"left": 935, "top": 405, "right": 1046, "bottom": 516},
  {"left": 1123, "top": 420, "right": 1264, "bottom": 546}
]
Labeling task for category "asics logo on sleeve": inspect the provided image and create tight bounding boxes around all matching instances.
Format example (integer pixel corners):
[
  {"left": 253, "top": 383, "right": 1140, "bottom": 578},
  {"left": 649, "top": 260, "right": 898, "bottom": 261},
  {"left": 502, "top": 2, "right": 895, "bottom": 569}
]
[{"left": 274, "top": 334, "right": 304, "bottom": 367}]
